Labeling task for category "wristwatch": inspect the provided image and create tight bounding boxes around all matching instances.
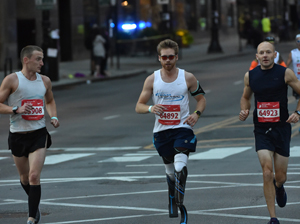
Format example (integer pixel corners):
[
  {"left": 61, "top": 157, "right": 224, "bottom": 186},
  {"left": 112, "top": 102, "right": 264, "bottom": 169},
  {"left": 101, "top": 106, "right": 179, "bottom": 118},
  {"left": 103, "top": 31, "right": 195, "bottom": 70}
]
[
  {"left": 194, "top": 110, "right": 201, "bottom": 118},
  {"left": 295, "top": 110, "right": 300, "bottom": 116},
  {"left": 12, "top": 106, "right": 18, "bottom": 114}
]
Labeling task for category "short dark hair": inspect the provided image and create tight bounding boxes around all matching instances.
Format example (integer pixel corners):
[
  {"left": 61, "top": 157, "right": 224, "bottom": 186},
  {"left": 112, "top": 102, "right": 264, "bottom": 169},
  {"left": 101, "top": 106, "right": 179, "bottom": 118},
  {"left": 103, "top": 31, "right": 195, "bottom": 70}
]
[
  {"left": 157, "top": 39, "right": 179, "bottom": 55},
  {"left": 20, "top": 45, "right": 43, "bottom": 64}
]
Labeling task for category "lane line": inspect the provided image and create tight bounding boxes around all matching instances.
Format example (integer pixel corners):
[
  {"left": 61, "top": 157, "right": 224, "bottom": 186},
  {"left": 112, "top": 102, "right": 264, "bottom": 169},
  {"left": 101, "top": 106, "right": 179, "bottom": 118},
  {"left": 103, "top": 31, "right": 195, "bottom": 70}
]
[
  {"left": 103, "top": 115, "right": 120, "bottom": 120},
  {"left": 45, "top": 153, "right": 95, "bottom": 165},
  {"left": 47, "top": 147, "right": 142, "bottom": 151}
]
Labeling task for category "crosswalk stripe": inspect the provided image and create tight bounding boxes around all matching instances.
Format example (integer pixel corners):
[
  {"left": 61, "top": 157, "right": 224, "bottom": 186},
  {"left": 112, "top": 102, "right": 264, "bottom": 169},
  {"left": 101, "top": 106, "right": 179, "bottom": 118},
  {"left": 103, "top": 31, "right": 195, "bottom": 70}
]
[
  {"left": 290, "top": 146, "right": 300, "bottom": 157},
  {"left": 189, "top": 147, "right": 252, "bottom": 160},
  {"left": 0, "top": 157, "right": 7, "bottom": 161},
  {"left": 45, "top": 153, "right": 95, "bottom": 165}
]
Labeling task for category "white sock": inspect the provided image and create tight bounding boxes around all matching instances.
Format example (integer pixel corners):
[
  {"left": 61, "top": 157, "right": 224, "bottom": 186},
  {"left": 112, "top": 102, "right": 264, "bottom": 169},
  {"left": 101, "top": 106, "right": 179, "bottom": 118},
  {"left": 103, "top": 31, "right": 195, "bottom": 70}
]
[{"left": 174, "top": 153, "right": 188, "bottom": 172}]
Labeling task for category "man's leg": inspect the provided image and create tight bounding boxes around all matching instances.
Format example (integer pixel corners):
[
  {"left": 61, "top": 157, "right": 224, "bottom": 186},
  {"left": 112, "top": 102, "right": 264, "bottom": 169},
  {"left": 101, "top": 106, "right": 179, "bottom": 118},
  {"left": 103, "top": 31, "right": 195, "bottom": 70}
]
[
  {"left": 174, "top": 149, "right": 189, "bottom": 224},
  {"left": 257, "top": 150, "right": 276, "bottom": 218},
  {"left": 163, "top": 157, "right": 178, "bottom": 218},
  {"left": 273, "top": 153, "right": 288, "bottom": 207},
  {"left": 27, "top": 147, "right": 46, "bottom": 222}
]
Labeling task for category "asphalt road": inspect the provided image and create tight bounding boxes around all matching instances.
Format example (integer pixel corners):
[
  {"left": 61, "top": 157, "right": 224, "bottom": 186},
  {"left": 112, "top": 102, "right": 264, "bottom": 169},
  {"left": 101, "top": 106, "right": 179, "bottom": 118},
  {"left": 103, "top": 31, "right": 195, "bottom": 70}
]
[{"left": 1, "top": 47, "right": 300, "bottom": 224}]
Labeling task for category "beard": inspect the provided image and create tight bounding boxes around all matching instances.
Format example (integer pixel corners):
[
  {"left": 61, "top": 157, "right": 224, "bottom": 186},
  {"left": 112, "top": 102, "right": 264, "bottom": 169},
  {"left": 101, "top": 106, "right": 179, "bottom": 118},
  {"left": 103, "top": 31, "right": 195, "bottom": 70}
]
[{"left": 162, "top": 63, "right": 175, "bottom": 71}]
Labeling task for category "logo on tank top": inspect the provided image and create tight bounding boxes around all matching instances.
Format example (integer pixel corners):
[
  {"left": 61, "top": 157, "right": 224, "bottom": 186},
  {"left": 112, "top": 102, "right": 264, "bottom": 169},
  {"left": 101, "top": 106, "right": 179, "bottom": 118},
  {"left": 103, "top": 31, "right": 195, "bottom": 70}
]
[{"left": 155, "top": 91, "right": 184, "bottom": 102}]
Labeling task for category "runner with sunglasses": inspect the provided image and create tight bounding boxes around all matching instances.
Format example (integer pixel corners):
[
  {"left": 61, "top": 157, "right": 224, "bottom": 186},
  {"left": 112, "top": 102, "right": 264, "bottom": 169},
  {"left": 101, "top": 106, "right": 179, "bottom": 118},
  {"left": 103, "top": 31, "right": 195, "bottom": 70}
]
[
  {"left": 286, "top": 34, "right": 300, "bottom": 99},
  {"left": 249, "top": 36, "right": 286, "bottom": 70},
  {"left": 135, "top": 39, "right": 206, "bottom": 224}
]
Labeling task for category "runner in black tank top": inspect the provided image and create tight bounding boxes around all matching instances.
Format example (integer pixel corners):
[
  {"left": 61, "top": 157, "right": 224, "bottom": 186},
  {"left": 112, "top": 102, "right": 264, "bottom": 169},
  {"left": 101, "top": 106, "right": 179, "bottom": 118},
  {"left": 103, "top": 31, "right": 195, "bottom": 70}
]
[{"left": 239, "top": 41, "right": 300, "bottom": 224}]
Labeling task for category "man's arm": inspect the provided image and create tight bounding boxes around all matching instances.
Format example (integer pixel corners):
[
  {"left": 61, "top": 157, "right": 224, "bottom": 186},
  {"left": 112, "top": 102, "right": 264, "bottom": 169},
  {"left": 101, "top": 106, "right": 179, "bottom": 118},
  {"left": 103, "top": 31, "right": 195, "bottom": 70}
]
[
  {"left": 0, "top": 74, "right": 32, "bottom": 114},
  {"left": 285, "top": 68, "right": 300, "bottom": 123},
  {"left": 286, "top": 52, "right": 292, "bottom": 67},
  {"left": 183, "top": 72, "right": 206, "bottom": 127},
  {"left": 43, "top": 75, "right": 59, "bottom": 128},
  {"left": 239, "top": 72, "right": 252, "bottom": 121}
]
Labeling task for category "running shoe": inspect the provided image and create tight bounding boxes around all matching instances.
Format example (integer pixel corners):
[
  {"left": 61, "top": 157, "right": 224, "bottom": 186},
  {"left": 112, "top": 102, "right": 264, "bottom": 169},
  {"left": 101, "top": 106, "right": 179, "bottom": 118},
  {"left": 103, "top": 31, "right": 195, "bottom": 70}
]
[
  {"left": 273, "top": 179, "right": 287, "bottom": 207},
  {"left": 268, "top": 217, "right": 280, "bottom": 224},
  {"left": 35, "top": 207, "right": 41, "bottom": 224},
  {"left": 27, "top": 221, "right": 35, "bottom": 224}
]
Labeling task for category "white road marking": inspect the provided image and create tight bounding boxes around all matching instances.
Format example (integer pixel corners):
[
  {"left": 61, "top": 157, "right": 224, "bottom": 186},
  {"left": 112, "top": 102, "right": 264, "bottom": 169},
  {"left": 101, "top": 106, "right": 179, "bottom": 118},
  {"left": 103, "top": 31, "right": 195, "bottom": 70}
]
[
  {"left": 99, "top": 155, "right": 152, "bottom": 163},
  {"left": 49, "top": 130, "right": 57, "bottom": 135},
  {"left": 0, "top": 157, "right": 7, "bottom": 160},
  {"left": 126, "top": 164, "right": 164, "bottom": 167},
  {"left": 290, "top": 146, "right": 300, "bottom": 157},
  {"left": 45, "top": 153, "right": 95, "bottom": 165},
  {"left": 189, "top": 147, "right": 251, "bottom": 160},
  {"left": 47, "top": 146, "right": 142, "bottom": 151},
  {"left": 103, "top": 115, "right": 120, "bottom": 120},
  {"left": 234, "top": 80, "right": 243, "bottom": 85},
  {"left": 107, "top": 172, "right": 148, "bottom": 175}
]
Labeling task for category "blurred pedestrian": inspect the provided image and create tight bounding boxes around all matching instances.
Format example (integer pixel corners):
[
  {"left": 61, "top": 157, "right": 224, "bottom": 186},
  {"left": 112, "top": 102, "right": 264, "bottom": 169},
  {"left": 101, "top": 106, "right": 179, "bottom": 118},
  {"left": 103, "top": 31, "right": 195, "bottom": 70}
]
[
  {"left": 249, "top": 36, "right": 286, "bottom": 70},
  {"left": 135, "top": 39, "right": 206, "bottom": 223},
  {"left": 0, "top": 45, "right": 60, "bottom": 224},
  {"left": 262, "top": 16, "right": 271, "bottom": 38},
  {"left": 93, "top": 28, "right": 106, "bottom": 78},
  {"left": 240, "top": 41, "right": 300, "bottom": 224},
  {"left": 286, "top": 34, "right": 300, "bottom": 99}
]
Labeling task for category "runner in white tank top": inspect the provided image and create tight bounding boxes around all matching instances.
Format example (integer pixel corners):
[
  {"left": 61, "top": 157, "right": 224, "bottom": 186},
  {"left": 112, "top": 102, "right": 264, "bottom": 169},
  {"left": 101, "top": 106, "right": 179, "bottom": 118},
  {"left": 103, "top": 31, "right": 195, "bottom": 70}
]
[
  {"left": 287, "top": 34, "right": 300, "bottom": 99},
  {"left": 0, "top": 45, "right": 60, "bottom": 224},
  {"left": 136, "top": 39, "right": 206, "bottom": 223}
]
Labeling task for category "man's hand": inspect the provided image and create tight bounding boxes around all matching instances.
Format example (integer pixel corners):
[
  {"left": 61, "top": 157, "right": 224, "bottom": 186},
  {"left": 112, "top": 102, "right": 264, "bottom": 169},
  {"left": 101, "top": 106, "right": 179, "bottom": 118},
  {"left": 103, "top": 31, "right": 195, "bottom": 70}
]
[
  {"left": 239, "top": 109, "right": 249, "bottom": 121},
  {"left": 286, "top": 112, "right": 300, "bottom": 123},
  {"left": 183, "top": 113, "right": 199, "bottom": 127},
  {"left": 51, "top": 118, "right": 60, "bottom": 128},
  {"left": 18, "top": 103, "right": 33, "bottom": 114}
]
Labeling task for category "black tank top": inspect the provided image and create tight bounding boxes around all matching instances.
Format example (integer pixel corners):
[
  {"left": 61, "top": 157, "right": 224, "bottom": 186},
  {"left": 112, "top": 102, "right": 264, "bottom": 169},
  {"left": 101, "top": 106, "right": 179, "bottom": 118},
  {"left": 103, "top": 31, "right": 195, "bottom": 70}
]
[{"left": 249, "top": 64, "right": 288, "bottom": 127}]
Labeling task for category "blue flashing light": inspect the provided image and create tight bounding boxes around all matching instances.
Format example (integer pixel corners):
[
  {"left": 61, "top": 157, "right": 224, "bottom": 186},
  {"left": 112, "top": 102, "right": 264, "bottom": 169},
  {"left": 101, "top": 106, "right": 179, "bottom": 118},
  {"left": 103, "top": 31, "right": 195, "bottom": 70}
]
[
  {"left": 138, "top": 21, "right": 146, "bottom": 29},
  {"left": 121, "top": 23, "right": 137, "bottom": 30},
  {"left": 110, "top": 22, "right": 115, "bottom": 28},
  {"left": 146, "top": 21, "right": 152, "bottom": 27}
]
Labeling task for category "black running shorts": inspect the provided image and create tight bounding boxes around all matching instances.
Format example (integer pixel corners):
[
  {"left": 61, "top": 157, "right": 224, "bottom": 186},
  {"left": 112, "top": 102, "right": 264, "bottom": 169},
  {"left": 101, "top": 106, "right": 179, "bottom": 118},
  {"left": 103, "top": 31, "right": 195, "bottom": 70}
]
[
  {"left": 8, "top": 127, "right": 52, "bottom": 157},
  {"left": 254, "top": 123, "right": 291, "bottom": 157}
]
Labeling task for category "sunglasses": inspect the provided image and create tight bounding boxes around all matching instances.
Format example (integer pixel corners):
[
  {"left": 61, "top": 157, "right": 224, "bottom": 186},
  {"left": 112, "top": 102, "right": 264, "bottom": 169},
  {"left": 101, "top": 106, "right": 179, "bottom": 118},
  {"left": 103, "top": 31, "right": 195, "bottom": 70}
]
[{"left": 160, "top": 55, "right": 176, "bottom": 60}]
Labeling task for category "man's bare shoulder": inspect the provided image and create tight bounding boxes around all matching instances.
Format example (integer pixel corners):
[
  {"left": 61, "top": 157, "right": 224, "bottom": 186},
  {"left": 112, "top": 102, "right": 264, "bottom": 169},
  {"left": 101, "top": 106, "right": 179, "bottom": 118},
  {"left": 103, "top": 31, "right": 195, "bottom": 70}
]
[
  {"left": 2, "top": 73, "right": 18, "bottom": 85},
  {"left": 41, "top": 74, "right": 52, "bottom": 89}
]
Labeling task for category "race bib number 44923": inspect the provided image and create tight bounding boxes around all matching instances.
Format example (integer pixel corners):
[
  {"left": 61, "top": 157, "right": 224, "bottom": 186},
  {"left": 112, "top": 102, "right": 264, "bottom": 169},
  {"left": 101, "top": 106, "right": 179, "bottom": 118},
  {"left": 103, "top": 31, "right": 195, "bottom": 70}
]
[
  {"left": 21, "top": 99, "right": 44, "bottom": 121},
  {"left": 158, "top": 105, "right": 181, "bottom": 125},
  {"left": 257, "top": 101, "right": 280, "bottom": 122}
]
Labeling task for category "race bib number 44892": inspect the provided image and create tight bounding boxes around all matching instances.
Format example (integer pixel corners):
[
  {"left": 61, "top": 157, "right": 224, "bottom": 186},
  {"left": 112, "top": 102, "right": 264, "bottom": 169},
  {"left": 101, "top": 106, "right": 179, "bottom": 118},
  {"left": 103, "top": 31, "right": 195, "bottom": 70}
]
[
  {"left": 158, "top": 105, "right": 181, "bottom": 125},
  {"left": 21, "top": 99, "right": 44, "bottom": 121},
  {"left": 257, "top": 101, "right": 280, "bottom": 122}
]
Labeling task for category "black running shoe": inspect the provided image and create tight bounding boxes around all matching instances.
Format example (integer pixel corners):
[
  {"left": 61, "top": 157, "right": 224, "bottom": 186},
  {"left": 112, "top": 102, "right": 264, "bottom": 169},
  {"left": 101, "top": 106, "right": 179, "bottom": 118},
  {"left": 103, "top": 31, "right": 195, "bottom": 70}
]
[
  {"left": 34, "top": 207, "right": 41, "bottom": 224},
  {"left": 273, "top": 179, "right": 287, "bottom": 207},
  {"left": 268, "top": 217, "right": 280, "bottom": 224}
]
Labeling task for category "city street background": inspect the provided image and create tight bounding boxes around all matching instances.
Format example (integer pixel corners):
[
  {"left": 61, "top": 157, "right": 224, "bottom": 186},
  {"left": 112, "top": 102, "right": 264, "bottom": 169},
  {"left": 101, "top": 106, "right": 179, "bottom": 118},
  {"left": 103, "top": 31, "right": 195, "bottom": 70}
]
[{"left": 0, "top": 30, "right": 300, "bottom": 223}]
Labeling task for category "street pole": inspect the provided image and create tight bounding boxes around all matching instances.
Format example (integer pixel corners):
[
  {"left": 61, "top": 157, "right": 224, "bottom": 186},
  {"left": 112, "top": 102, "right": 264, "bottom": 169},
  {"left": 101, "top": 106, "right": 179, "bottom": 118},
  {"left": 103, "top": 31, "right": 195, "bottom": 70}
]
[{"left": 207, "top": 0, "right": 223, "bottom": 54}]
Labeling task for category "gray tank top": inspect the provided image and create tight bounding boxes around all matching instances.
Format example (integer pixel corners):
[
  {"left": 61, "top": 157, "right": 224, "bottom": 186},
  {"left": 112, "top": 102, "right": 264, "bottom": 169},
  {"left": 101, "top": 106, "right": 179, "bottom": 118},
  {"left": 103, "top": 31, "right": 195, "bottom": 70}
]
[{"left": 8, "top": 71, "right": 46, "bottom": 133}]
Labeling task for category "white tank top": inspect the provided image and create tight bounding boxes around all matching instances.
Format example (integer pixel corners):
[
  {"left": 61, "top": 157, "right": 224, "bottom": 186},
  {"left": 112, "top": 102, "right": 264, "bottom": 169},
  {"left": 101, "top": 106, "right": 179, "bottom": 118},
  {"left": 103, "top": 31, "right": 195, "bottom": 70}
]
[
  {"left": 152, "top": 68, "right": 191, "bottom": 133},
  {"left": 8, "top": 71, "right": 46, "bottom": 133},
  {"left": 290, "top": 48, "right": 300, "bottom": 79}
]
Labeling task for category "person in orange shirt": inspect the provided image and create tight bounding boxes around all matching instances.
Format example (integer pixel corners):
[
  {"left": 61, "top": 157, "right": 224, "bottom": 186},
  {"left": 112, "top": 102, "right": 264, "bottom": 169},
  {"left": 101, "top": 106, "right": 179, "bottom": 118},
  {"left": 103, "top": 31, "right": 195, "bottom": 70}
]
[{"left": 249, "top": 37, "right": 286, "bottom": 70}]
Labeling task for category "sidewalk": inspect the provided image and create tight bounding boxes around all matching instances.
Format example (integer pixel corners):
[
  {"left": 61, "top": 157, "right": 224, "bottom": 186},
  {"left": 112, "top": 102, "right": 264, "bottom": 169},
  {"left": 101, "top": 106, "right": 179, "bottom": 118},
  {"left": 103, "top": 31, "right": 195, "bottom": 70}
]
[{"left": 0, "top": 29, "right": 296, "bottom": 90}]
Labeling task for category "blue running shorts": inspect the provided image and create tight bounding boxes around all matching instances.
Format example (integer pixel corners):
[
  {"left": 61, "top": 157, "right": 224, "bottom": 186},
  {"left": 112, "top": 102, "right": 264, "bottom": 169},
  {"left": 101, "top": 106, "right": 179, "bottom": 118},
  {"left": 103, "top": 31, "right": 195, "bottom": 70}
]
[
  {"left": 254, "top": 123, "right": 291, "bottom": 157},
  {"left": 153, "top": 128, "right": 197, "bottom": 157}
]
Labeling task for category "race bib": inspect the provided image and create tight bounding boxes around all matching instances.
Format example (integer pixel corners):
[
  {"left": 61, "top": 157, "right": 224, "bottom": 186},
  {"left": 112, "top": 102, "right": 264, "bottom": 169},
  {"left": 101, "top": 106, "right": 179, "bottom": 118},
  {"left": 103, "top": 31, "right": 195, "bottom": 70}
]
[
  {"left": 297, "top": 63, "right": 300, "bottom": 75},
  {"left": 21, "top": 99, "right": 44, "bottom": 121},
  {"left": 158, "top": 105, "right": 181, "bottom": 125},
  {"left": 257, "top": 101, "right": 280, "bottom": 122}
]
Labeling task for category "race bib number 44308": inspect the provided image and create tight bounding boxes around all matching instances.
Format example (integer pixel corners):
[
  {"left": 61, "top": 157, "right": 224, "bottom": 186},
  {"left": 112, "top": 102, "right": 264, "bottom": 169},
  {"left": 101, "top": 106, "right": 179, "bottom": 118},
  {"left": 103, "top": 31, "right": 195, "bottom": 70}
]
[
  {"left": 21, "top": 99, "right": 44, "bottom": 121},
  {"left": 257, "top": 101, "right": 280, "bottom": 122},
  {"left": 158, "top": 105, "right": 181, "bottom": 125}
]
